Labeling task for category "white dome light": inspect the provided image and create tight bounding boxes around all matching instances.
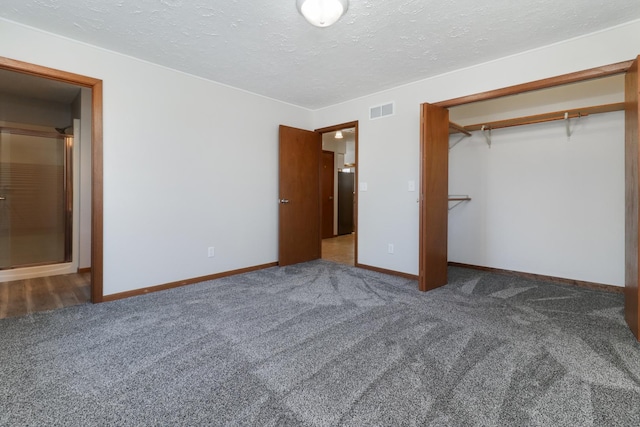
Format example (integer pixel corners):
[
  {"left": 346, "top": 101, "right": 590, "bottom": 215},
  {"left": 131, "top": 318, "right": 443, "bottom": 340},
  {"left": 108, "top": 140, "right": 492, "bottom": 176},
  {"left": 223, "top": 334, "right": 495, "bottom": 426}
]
[{"left": 296, "top": 0, "right": 349, "bottom": 28}]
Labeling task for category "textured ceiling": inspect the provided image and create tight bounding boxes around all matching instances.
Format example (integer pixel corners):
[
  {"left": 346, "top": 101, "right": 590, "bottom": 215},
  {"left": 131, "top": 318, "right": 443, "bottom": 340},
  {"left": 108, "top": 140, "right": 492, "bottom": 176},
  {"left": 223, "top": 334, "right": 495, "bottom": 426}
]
[{"left": 1, "top": 0, "right": 639, "bottom": 109}]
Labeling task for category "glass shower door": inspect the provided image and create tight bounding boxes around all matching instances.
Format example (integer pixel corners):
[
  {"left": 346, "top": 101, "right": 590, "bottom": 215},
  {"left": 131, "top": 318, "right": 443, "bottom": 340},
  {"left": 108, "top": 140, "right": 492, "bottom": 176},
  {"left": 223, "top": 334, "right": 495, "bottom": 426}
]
[
  {"left": 0, "top": 128, "right": 71, "bottom": 270},
  {"left": 0, "top": 130, "right": 9, "bottom": 268}
]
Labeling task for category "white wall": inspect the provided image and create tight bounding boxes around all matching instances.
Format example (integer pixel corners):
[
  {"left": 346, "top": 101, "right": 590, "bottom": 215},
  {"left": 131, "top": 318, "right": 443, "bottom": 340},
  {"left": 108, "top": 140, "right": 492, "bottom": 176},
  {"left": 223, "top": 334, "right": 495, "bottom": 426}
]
[
  {"left": 313, "top": 19, "right": 640, "bottom": 285},
  {"left": 2, "top": 17, "right": 638, "bottom": 292},
  {"left": 0, "top": 18, "right": 312, "bottom": 296}
]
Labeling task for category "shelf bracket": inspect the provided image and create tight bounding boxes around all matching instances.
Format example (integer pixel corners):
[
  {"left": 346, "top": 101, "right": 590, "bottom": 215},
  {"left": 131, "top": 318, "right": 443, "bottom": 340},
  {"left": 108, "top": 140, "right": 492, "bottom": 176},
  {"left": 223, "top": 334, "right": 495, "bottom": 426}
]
[
  {"left": 448, "top": 121, "right": 471, "bottom": 150},
  {"left": 481, "top": 125, "right": 492, "bottom": 148},
  {"left": 449, "top": 134, "right": 469, "bottom": 150},
  {"left": 448, "top": 195, "right": 471, "bottom": 211}
]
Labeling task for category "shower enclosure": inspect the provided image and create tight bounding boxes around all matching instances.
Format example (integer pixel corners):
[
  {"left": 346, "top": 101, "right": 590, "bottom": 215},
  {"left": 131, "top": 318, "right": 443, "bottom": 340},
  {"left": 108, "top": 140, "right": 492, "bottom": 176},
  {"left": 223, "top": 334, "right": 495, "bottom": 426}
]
[{"left": 0, "top": 126, "right": 73, "bottom": 271}]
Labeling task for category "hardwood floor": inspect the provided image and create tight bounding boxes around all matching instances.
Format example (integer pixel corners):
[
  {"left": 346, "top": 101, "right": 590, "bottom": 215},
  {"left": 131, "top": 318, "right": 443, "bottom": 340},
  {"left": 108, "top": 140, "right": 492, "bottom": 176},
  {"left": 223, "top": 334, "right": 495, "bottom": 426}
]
[
  {"left": 322, "top": 233, "right": 355, "bottom": 265},
  {"left": 0, "top": 272, "right": 91, "bottom": 319}
]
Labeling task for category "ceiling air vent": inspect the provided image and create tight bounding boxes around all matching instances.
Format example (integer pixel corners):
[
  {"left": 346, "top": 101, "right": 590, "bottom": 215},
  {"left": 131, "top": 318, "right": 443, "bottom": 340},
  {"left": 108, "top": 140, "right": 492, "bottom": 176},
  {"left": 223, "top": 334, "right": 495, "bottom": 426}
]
[{"left": 369, "top": 102, "right": 395, "bottom": 120}]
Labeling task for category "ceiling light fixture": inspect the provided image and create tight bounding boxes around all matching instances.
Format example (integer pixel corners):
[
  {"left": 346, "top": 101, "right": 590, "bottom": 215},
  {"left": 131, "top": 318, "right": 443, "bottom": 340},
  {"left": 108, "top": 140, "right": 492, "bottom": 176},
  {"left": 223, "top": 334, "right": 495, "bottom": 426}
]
[
  {"left": 335, "top": 130, "right": 343, "bottom": 139},
  {"left": 296, "top": 0, "right": 349, "bottom": 28}
]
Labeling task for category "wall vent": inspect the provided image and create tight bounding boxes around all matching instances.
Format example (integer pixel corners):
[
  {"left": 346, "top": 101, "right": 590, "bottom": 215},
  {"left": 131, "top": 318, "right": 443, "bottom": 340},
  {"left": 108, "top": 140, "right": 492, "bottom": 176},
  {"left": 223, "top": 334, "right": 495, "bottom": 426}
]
[{"left": 369, "top": 102, "right": 395, "bottom": 120}]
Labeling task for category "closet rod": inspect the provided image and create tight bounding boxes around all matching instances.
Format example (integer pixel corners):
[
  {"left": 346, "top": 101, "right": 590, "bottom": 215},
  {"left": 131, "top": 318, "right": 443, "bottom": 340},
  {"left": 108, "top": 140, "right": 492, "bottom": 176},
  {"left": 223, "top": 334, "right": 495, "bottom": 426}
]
[{"left": 449, "top": 102, "right": 624, "bottom": 134}]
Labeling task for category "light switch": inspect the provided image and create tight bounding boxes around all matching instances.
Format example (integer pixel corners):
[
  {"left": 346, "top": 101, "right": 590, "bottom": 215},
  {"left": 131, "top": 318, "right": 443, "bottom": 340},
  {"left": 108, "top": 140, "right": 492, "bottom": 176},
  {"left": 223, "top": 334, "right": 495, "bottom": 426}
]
[
  {"left": 360, "top": 182, "right": 368, "bottom": 192},
  {"left": 408, "top": 180, "right": 415, "bottom": 192}
]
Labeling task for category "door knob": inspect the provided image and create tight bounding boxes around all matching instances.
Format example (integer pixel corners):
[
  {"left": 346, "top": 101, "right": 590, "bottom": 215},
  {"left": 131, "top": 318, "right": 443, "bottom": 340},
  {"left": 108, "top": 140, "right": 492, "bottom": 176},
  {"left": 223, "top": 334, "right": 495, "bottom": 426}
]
[{"left": 279, "top": 198, "right": 290, "bottom": 204}]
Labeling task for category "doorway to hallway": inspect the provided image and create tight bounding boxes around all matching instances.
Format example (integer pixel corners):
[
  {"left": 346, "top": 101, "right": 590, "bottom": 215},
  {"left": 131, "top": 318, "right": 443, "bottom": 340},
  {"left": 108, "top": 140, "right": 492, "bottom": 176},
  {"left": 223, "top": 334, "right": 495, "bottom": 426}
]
[
  {"left": 318, "top": 123, "right": 357, "bottom": 266},
  {"left": 277, "top": 120, "right": 358, "bottom": 268}
]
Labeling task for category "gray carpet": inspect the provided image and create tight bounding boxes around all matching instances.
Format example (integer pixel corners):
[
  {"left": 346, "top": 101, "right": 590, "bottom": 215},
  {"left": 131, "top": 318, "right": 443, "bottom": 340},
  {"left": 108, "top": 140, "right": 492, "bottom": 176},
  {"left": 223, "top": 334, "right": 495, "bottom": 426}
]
[{"left": 1, "top": 261, "right": 640, "bottom": 426}]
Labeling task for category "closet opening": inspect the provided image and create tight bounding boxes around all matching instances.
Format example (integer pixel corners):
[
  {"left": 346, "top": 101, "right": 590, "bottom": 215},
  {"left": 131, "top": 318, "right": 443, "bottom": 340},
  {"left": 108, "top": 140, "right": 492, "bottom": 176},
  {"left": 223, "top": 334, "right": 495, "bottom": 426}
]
[{"left": 419, "top": 57, "right": 640, "bottom": 341}]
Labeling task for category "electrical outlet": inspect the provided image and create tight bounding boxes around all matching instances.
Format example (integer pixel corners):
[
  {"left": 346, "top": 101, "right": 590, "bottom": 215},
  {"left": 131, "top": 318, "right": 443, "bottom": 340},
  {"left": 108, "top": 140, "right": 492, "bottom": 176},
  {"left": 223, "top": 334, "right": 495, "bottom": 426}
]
[
  {"left": 207, "top": 247, "right": 215, "bottom": 258},
  {"left": 388, "top": 244, "right": 394, "bottom": 254}
]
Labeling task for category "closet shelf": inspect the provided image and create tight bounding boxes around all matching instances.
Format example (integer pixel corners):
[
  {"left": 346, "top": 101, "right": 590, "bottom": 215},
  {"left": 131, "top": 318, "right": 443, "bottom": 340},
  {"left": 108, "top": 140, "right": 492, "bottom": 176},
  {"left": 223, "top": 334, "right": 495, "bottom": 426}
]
[
  {"left": 449, "top": 102, "right": 624, "bottom": 134},
  {"left": 448, "top": 121, "right": 471, "bottom": 136}
]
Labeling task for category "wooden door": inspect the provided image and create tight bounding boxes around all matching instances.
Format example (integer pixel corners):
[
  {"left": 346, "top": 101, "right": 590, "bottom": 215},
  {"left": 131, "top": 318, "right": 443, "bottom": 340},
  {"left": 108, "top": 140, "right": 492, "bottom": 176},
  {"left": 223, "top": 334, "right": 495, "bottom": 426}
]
[
  {"left": 321, "top": 151, "right": 335, "bottom": 239},
  {"left": 279, "top": 125, "right": 321, "bottom": 266},
  {"left": 625, "top": 56, "right": 640, "bottom": 340},
  {"left": 338, "top": 171, "right": 354, "bottom": 235},
  {"left": 419, "top": 103, "right": 450, "bottom": 292}
]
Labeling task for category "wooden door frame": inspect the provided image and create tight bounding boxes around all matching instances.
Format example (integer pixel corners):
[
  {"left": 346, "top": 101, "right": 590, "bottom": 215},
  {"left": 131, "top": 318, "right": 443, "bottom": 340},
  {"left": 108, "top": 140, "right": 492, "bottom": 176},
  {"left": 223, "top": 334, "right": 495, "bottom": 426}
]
[
  {"left": 315, "top": 121, "right": 359, "bottom": 265},
  {"left": 625, "top": 57, "right": 640, "bottom": 339},
  {"left": 421, "top": 59, "right": 635, "bottom": 294},
  {"left": 0, "top": 56, "right": 104, "bottom": 303},
  {"left": 433, "top": 60, "right": 633, "bottom": 108}
]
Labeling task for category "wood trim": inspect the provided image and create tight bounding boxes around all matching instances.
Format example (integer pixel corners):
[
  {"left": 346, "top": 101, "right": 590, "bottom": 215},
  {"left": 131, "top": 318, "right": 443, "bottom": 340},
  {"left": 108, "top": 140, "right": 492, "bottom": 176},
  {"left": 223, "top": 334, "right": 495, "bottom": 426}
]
[
  {"left": 0, "top": 56, "right": 101, "bottom": 88},
  {"left": 356, "top": 263, "right": 419, "bottom": 281},
  {"left": 315, "top": 121, "right": 358, "bottom": 134},
  {"left": 102, "top": 262, "right": 278, "bottom": 302},
  {"left": 0, "top": 56, "right": 104, "bottom": 303},
  {"left": 435, "top": 60, "right": 633, "bottom": 108},
  {"left": 91, "top": 80, "right": 104, "bottom": 303},
  {"left": 77, "top": 267, "right": 92, "bottom": 274},
  {"left": 448, "top": 262, "right": 623, "bottom": 294},
  {"left": 625, "top": 56, "right": 640, "bottom": 339}
]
